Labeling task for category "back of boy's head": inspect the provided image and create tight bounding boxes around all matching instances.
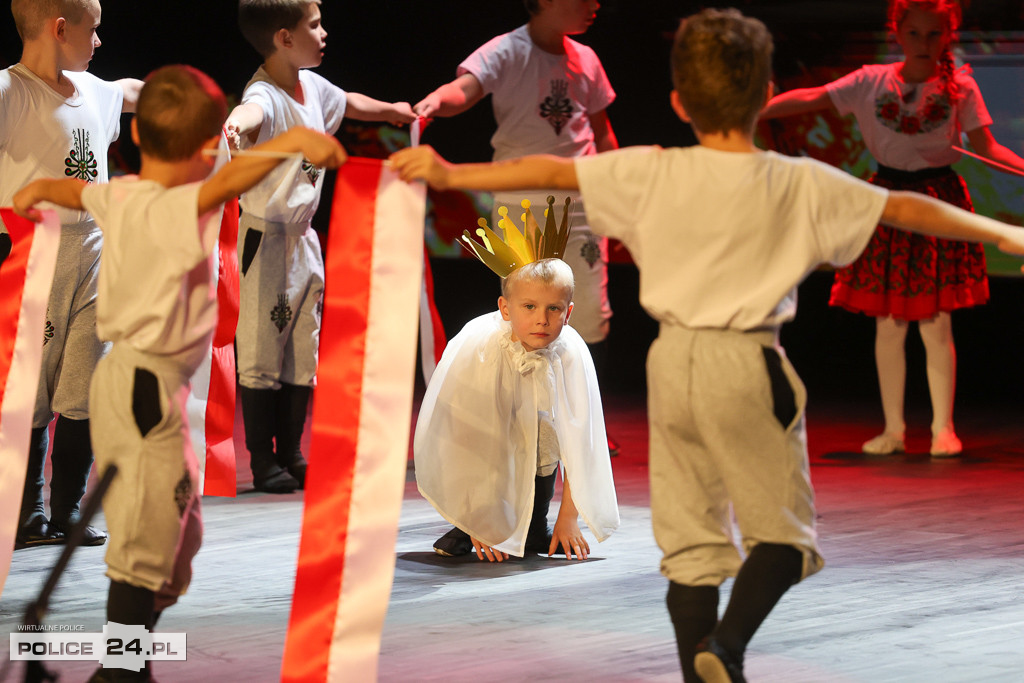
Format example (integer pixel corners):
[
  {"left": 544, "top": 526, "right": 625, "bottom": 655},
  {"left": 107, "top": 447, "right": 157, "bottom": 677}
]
[
  {"left": 501, "top": 259, "right": 575, "bottom": 301},
  {"left": 11, "top": 0, "right": 91, "bottom": 42},
  {"left": 238, "top": 0, "right": 319, "bottom": 58},
  {"left": 136, "top": 66, "right": 227, "bottom": 161},
  {"left": 671, "top": 8, "right": 773, "bottom": 136}
]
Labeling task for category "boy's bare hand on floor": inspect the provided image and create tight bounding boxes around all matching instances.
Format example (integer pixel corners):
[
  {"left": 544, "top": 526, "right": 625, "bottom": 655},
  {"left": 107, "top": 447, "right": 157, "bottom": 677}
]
[
  {"left": 551, "top": 518, "right": 590, "bottom": 560},
  {"left": 472, "top": 536, "right": 509, "bottom": 563}
]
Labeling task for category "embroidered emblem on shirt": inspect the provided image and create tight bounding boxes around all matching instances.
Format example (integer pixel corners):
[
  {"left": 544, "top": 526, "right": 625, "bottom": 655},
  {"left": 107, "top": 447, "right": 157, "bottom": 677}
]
[
  {"left": 875, "top": 92, "right": 951, "bottom": 135},
  {"left": 174, "top": 470, "right": 193, "bottom": 517},
  {"left": 42, "top": 318, "right": 54, "bottom": 346},
  {"left": 302, "top": 160, "right": 322, "bottom": 185},
  {"left": 540, "top": 79, "right": 573, "bottom": 135},
  {"left": 64, "top": 129, "right": 98, "bottom": 181},
  {"left": 580, "top": 234, "right": 601, "bottom": 267},
  {"left": 271, "top": 293, "right": 293, "bottom": 333}
]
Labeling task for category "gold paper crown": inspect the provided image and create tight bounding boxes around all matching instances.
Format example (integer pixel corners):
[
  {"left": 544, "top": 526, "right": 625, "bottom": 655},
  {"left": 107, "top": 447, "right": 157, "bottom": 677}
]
[{"left": 460, "top": 196, "right": 573, "bottom": 278}]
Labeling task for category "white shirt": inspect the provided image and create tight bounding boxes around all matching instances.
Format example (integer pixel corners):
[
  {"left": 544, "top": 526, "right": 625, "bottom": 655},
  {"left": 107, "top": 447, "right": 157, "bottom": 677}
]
[
  {"left": 826, "top": 62, "right": 992, "bottom": 171},
  {"left": 0, "top": 64, "right": 122, "bottom": 228},
  {"left": 459, "top": 25, "right": 615, "bottom": 162},
  {"left": 238, "top": 67, "right": 347, "bottom": 224},
  {"left": 575, "top": 146, "right": 890, "bottom": 330},
  {"left": 81, "top": 178, "right": 221, "bottom": 372}
]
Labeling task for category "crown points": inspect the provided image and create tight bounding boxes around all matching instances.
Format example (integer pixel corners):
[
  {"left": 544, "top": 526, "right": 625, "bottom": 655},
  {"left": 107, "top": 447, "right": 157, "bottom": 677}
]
[{"left": 461, "top": 196, "right": 575, "bottom": 279}]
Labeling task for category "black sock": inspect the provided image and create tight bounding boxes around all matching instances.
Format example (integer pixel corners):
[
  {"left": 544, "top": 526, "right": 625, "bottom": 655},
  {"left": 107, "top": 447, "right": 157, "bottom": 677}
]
[
  {"left": 20, "top": 427, "right": 49, "bottom": 528},
  {"left": 107, "top": 580, "right": 156, "bottom": 630},
  {"left": 713, "top": 543, "right": 803, "bottom": 658},
  {"left": 666, "top": 582, "right": 719, "bottom": 682}
]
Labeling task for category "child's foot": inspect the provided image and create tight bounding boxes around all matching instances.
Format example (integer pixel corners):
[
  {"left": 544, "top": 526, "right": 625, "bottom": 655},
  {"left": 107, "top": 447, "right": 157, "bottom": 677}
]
[
  {"left": 930, "top": 429, "right": 962, "bottom": 458},
  {"left": 433, "top": 527, "right": 472, "bottom": 557},
  {"left": 253, "top": 467, "right": 300, "bottom": 494},
  {"left": 13, "top": 518, "right": 65, "bottom": 550},
  {"left": 694, "top": 637, "right": 746, "bottom": 683},
  {"left": 50, "top": 519, "right": 107, "bottom": 546},
  {"left": 862, "top": 432, "right": 905, "bottom": 455}
]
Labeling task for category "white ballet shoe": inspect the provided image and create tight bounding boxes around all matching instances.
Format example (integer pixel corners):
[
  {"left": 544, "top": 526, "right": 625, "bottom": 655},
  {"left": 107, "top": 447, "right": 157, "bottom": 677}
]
[
  {"left": 930, "top": 429, "right": 962, "bottom": 458},
  {"left": 862, "top": 432, "right": 905, "bottom": 455}
]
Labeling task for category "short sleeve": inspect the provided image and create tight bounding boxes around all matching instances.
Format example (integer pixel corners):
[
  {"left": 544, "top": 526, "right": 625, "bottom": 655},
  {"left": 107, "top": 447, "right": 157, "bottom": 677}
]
[
  {"left": 955, "top": 73, "right": 993, "bottom": 133},
  {"left": 241, "top": 80, "right": 276, "bottom": 124},
  {"left": 825, "top": 66, "right": 868, "bottom": 117},
  {"left": 311, "top": 73, "right": 347, "bottom": 135},
  {"left": 457, "top": 33, "right": 512, "bottom": 95},
  {"left": 807, "top": 161, "right": 889, "bottom": 266},
  {"left": 582, "top": 48, "right": 615, "bottom": 114},
  {"left": 575, "top": 146, "right": 661, "bottom": 244}
]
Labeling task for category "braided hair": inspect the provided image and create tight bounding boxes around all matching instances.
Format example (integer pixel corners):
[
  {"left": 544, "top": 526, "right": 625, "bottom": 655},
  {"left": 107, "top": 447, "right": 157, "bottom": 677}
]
[{"left": 889, "top": 0, "right": 964, "bottom": 104}]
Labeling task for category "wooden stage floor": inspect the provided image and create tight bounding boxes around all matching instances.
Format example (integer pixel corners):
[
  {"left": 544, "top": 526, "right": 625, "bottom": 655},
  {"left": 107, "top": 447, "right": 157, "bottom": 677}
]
[{"left": 2, "top": 395, "right": 1024, "bottom": 682}]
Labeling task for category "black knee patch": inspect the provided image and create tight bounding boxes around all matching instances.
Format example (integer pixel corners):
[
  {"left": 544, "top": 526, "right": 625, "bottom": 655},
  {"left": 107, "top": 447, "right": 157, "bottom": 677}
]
[
  {"left": 240, "top": 227, "right": 263, "bottom": 276},
  {"left": 132, "top": 368, "right": 162, "bottom": 437},
  {"left": 0, "top": 232, "right": 11, "bottom": 265},
  {"left": 762, "top": 347, "right": 797, "bottom": 430}
]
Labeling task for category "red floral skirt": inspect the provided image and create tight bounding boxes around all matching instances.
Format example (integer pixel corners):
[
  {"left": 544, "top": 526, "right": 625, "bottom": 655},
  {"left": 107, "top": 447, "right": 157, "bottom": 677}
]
[{"left": 829, "top": 166, "right": 988, "bottom": 321}]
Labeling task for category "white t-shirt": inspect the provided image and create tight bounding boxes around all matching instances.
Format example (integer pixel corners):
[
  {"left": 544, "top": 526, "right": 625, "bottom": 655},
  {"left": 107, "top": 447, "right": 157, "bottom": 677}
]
[
  {"left": 81, "top": 178, "right": 222, "bottom": 372},
  {"left": 575, "top": 146, "right": 890, "bottom": 330},
  {"left": 238, "top": 67, "right": 347, "bottom": 224},
  {"left": 826, "top": 62, "right": 992, "bottom": 171},
  {"left": 459, "top": 25, "right": 615, "bottom": 162},
  {"left": 0, "top": 64, "right": 122, "bottom": 228}
]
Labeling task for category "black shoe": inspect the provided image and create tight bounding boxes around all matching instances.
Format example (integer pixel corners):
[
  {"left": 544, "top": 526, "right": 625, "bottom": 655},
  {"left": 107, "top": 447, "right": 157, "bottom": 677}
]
[
  {"left": 694, "top": 638, "right": 746, "bottom": 683},
  {"left": 524, "top": 527, "right": 570, "bottom": 556},
  {"left": 433, "top": 527, "right": 473, "bottom": 557},
  {"left": 285, "top": 458, "right": 307, "bottom": 489},
  {"left": 607, "top": 435, "right": 620, "bottom": 457},
  {"left": 253, "top": 467, "right": 301, "bottom": 494},
  {"left": 14, "top": 518, "right": 65, "bottom": 550},
  {"left": 50, "top": 520, "right": 107, "bottom": 547}
]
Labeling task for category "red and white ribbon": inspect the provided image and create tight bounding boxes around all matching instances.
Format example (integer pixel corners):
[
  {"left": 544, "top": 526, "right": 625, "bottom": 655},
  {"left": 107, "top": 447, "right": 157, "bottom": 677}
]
[
  {"left": 282, "top": 159, "right": 426, "bottom": 682},
  {"left": 0, "top": 209, "right": 60, "bottom": 597}
]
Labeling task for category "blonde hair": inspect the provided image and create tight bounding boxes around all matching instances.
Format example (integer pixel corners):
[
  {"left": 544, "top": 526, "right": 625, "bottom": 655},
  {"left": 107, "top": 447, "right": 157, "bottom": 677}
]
[
  {"left": 671, "top": 8, "right": 773, "bottom": 136},
  {"left": 238, "top": 0, "right": 321, "bottom": 58},
  {"left": 501, "top": 258, "right": 575, "bottom": 301},
  {"left": 11, "top": 0, "right": 93, "bottom": 42},
  {"left": 136, "top": 66, "right": 227, "bottom": 161}
]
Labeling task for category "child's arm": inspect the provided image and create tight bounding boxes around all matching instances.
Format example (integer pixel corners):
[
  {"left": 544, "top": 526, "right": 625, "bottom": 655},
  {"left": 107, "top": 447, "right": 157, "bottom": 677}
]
[
  {"left": 882, "top": 190, "right": 1024, "bottom": 256},
  {"left": 412, "top": 74, "right": 485, "bottom": 119},
  {"left": 964, "top": 126, "right": 1024, "bottom": 176},
  {"left": 550, "top": 475, "right": 590, "bottom": 560},
  {"left": 760, "top": 86, "right": 836, "bottom": 119},
  {"left": 116, "top": 78, "right": 144, "bottom": 114},
  {"left": 589, "top": 109, "right": 618, "bottom": 153},
  {"left": 13, "top": 179, "right": 87, "bottom": 222},
  {"left": 223, "top": 103, "right": 266, "bottom": 150},
  {"left": 389, "top": 145, "right": 578, "bottom": 192},
  {"left": 198, "top": 127, "right": 347, "bottom": 215},
  {"left": 344, "top": 93, "right": 416, "bottom": 126}
]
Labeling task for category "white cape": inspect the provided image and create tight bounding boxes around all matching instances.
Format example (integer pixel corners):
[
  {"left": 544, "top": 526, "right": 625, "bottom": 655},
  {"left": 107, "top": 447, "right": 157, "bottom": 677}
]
[{"left": 414, "top": 311, "right": 619, "bottom": 556}]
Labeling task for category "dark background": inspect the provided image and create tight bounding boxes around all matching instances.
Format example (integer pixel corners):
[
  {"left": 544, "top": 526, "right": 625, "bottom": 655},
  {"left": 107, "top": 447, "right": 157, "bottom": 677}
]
[{"left": 3, "top": 1, "right": 1024, "bottom": 406}]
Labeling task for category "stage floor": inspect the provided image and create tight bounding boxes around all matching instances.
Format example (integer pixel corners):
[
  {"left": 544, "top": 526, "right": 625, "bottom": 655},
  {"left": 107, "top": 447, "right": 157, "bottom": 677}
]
[{"left": 3, "top": 395, "right": 1024, "bottom": 682}]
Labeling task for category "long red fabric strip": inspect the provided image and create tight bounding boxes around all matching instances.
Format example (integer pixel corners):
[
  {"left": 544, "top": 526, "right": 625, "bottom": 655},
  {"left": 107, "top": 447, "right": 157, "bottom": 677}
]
[
  {"left": 0, "top": 209, "right": 60, "bottom": 597},
  {"left": 282, "top": 160, "right": 378, "bottom": 681},
  {"left": 202, "top": 198, "right": 240, "bottom": 497},
  {"left": 0, "top": 211, "right": 32, "bottom": 400}
]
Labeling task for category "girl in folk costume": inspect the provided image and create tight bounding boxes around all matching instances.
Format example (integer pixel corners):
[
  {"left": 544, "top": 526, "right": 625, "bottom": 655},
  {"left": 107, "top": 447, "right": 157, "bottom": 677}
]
[
  {"left": 761, "top": 0, "right": 1024, "bottom": 456},
  {"left": 415, "top": 198, "right": 618, "bottom": 562}
]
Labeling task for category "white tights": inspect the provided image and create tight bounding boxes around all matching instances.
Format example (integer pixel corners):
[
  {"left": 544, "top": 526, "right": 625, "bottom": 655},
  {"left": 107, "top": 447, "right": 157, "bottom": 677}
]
[{"left": 874, "top": 313, "right": 956, "bottom": 438}]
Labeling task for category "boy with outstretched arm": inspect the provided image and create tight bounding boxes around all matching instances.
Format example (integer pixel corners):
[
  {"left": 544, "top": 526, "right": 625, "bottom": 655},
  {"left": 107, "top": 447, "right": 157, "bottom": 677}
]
[
  {"left": 224, "top": 0, "right": 414, "bottom": 494},
  {"left": 15, "top": 64, "right": 346, "bottom": 682},
  {"left": 391, "top": 9, "right": 1024, "bottom": 682},
  {"left": 1, "top": 0, "right": 142, "bottom": 550}
]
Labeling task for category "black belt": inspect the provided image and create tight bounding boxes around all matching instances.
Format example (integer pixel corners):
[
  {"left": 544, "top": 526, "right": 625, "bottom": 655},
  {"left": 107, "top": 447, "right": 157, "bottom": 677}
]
[{"left": 875, "top": 163, "right": 954, "bottom": 183}]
